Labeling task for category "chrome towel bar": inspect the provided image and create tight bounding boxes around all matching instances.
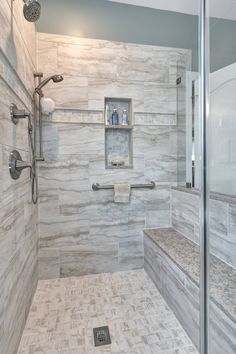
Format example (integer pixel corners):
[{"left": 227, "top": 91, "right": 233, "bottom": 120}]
[{"left": 92, "top": 181, "right": 155, "bottom": 191}]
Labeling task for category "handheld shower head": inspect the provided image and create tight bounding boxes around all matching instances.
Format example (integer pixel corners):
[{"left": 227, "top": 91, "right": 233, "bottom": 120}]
[
  {"left": 23, "top": 0, "right": 41, "bottom": 22},
  {"left": 52, "top": 75, "right": 64, "bottom": 83},
  {"left": 34, "top": 75, "right": 64, "bottom": 96}
]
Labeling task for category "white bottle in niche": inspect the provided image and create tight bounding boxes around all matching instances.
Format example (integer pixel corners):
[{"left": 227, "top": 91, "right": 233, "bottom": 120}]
[{"left": 122, "top": 109, "right": 129, "bottom": 125}]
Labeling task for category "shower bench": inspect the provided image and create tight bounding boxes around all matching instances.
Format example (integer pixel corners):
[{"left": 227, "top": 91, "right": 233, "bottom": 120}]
[{"left": 144, "top": 227, "right": 236, "bottom": 354}]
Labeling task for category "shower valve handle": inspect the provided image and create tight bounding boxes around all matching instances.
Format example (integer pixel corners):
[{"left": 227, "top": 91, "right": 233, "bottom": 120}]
[
  {"left": 10, "top": 103, "right": 31, "bottom": 125},
  {"left": 9, "top": 150, "right": 32, "bottom": 180},
  {"left": 15, "top": 160, "right": 32, "bottom": 171},
  {"left": 13, "top": 109, "right": 30, "bottom": 118}
]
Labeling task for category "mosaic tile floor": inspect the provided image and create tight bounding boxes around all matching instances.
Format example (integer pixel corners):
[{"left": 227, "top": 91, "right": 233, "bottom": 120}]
[{"left": 17, "top": 269, "right": 198, "bottom": 354}]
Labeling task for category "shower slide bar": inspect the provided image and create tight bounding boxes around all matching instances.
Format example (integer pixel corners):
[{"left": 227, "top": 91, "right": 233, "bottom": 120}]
[{"left": 92, "top": 181, "right": 155, "bottom": 191}]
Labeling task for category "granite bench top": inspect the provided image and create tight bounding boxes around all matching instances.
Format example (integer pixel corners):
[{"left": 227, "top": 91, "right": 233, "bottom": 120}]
[{"left": 144, "top": 227, "right": 236, "bottom": 322}]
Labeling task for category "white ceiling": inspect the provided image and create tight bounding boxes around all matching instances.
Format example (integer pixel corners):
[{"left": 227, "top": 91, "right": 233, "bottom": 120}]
[{"left": 107, "top": 0, "right": 236, "bottom": 21}]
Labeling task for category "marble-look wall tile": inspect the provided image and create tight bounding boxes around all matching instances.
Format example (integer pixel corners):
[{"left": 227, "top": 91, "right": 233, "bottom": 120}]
[
  {"left": 134, "top": 112, "right": 176, "bottom": 126},
  {"left": 58, "top": 124, "right": 105, "bottom": 156},
  {"left": 144, "top": 83, "right": 177, "bottom": 113},
  {"left": 171, "top": 187, "right": 236, "bottom": 268},
  {"left": 40, "top": 217, "right": 89, "bottom": 249},
  {"left": 42, "top": 75, "right": 88, "bottom": 109},
  {"left": 209, "top": 199, "right": 236, "bottom": 268},
  {"left": 0, "top": 2, "right": 37, "bottom": 353},
  {"left": 59, "top": 244, "right": 119, "bottom": 277},
  {"left": 116, "top": 51, "right": 169, "bottom": 83},
  {"left": 145, "top": 210, "right": 170, "bottom": 228},
  {"left": 144, "top": 235, "right": 200, "bottom": 350},
  {"left": 0, "top": 50, "right": 33, "bottom": 110},
  {"left": 209, "top": 199, "right": 228, "bottom": 237},
  {"left": 37, "top": 140, "right": 145, "bottom": 278},
  {"left": 38, "top": 119, "right": 174, "bottom": 278},
  {"left": 0, "top": 0, "right": 36, "bottom": 94},
  {"left": 229, "top": 204, "right": 236, "bottom": 236},
  {"left": 38, "top": 248, "right": 60, "bottom": 280},
  {"left": 88, "top": 78, "right": 144, "bottom": 112},
  {"left": 145, "top": 155, "right": 178, "bottom": 182},
  {"left": 0, "top": 79, "right": 30, "bottom": 149},
  {"left": 133, "top": 125, "right": 170, "bottom": 156},
  {"left": 89, "top": 154, "right": 145, "bottom": 185},
  {"left": 37, "top": 33, "right": 191, "bottom": 279},
  {"left": 118, "top": 237, "right": 144, "bottom": 269},
  {"left": 0, "top": 146, "right": 38, "bottom": 354},
  {"left": 57, "top": 42, "right": 118, "bottom": 79},
  {"left": 38, "top": 32, "right": 191, "bottom": 117},
  {"left": 144, "top": 184, "right": 171, "bottom": 228},
  {"left": 10, "top": 0, "right": 36, "bottom": 65},
  {"left": 209, "top": 301, "right": 236, "bottom": 354},
  {"left": 36, "top": 39, "right": 58, "bottom": 73},
  {"left": 171, "top": 188, "right": 200, "bottom": 244},
  {"left": 209, "top": 199, "right": 234, "bottom": 266},
  {"left": 46, "top": 109, "right": 104, "bottom": 124}
]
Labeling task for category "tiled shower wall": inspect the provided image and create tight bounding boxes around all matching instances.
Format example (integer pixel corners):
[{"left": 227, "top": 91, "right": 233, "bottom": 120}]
[
  {"left": 171, "top": 187, "right": 236, "bottom": 268},
  {"left": 37, "top": 33, "right": 191, "bottom": 279},
  {"left": 0, "top": 1, "right": 38, "bottom": 354}
]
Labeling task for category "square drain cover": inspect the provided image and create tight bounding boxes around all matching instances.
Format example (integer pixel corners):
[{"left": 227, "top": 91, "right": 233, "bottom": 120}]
[{"left": 93, "top": 326, "right": 111, "bottom": 347}]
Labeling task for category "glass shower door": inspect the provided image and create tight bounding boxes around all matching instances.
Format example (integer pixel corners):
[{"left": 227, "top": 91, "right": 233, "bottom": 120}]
[{"left": 207, "top": 0, "right": 236, "bottom": 352}]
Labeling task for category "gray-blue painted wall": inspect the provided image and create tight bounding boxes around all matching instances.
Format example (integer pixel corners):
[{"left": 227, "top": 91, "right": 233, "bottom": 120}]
[{"left": 38, "top": 0, "right": 236, "bottom": 72}]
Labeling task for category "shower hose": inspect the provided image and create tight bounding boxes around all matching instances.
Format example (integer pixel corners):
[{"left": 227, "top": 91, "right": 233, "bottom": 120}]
[{"left": 28, "top": 117, "right": 38, "bottom": 204}]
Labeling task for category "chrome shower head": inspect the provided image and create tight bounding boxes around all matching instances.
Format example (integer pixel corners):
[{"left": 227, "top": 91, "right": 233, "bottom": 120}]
[
  {"left": 35, "top": 75, "right": 64, "bottom": 96},
  {"left": 23, "top": 0, "right": 41, "bottom": 23}
]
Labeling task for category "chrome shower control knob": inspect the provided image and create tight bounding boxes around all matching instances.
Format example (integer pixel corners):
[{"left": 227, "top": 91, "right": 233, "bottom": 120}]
[
  {"left": 10, "top": 103, "right": 31, "bottom": 125},
  {"left": 9, "top": 150, "right": 32, "bottom": 180}
]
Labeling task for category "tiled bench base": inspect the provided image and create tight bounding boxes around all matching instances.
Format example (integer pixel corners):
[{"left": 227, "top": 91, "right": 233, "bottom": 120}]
[{"left": 144, "top": 228, "right": 236, "bottom": 354}]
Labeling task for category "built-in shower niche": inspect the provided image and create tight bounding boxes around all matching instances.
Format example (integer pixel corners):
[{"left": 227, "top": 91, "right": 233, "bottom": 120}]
[
  {"left": 105, "top": 128, "right": 133, "bottom": 168},
  {"left": 105, "top": 97, "right": 132, "bottom": 126},
  {"left": 104, "top": 97, "right": 133, "bottom": 169}
]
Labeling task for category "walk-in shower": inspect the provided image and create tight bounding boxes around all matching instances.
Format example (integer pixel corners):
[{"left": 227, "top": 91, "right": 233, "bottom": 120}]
[{"left": 1, "top": 1, "right": 235, "bottom": 354}]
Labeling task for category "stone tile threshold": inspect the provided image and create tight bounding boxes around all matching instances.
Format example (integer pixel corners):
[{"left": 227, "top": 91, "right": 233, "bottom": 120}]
[{"left": 17, "top": 269, "right": 198, "bottom": 354}]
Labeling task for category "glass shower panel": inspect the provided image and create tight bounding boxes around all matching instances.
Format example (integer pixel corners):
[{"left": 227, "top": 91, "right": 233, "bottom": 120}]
[
  {"left": 175, "top": 1, "right": 201, "bottom": 351},
  {"left": 208, "top": 0, "right": 236, "bottom": 352},
  {"left": 176, "top": 62, "right": 198, "bottom": 187},
  {"left": 176, "top": 61, "right": 187, "bottom": 186},
  {"left": 176, "top": 50, "right": 199, "bottom": 188}
]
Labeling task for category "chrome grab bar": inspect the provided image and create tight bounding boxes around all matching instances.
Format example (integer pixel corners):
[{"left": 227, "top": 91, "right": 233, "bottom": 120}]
[{"left": 92, "top": 181, "right": 155, "bottom": 191}]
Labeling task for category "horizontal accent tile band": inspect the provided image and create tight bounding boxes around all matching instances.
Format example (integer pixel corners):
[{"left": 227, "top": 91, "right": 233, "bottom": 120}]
[
  {"left": 44, "top": 109, "right": 104, "bottom": 124},
  {"left": 43, "top": 108, "right": 177, "bottom": 126},
  {"left": 134, "top": 112, "right": 177, "bottom": 125}
]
